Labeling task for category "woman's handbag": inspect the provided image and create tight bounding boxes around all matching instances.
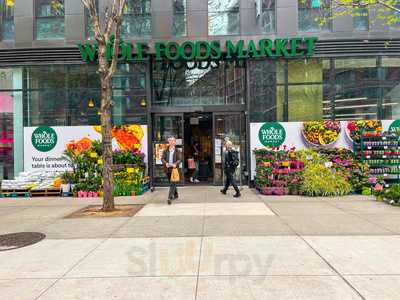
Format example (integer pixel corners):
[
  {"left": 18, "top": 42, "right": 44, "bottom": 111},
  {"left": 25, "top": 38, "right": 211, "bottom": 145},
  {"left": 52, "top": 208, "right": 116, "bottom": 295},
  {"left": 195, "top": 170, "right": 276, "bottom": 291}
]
[
  {"left": 187, "top": 158, "right": 196, "bottom": 169},
  {"left": 171, "top": 167, "right": 180, "bottom": 182}
]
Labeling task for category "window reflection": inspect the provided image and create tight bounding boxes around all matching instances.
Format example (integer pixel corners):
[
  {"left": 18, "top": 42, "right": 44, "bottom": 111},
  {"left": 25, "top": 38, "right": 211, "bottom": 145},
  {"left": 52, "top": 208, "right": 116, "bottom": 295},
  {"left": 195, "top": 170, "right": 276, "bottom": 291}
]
[
  {"left": 298, "top": 0, "right": 331, "bottom": 32},
  {"left": 35, "top": 0, "right": 65, "bottom": 40},
  {"left": 123, "top": 0, "right": 151, "bottom": 37},
  {"left": 208, "top": 0, "right": 240, "bottom": 35},
  {"left": 23, "top": 64, "right": 147, "bottom": 127},
  {"left": 153, "top": 61, "right": 245, "bottom": 106},
  {"left": 172, "top": 0, "right": 186, "bottom": 36},
  {"left": 1, "top": 0, "right": 14, "bottom": 40},
  {"left": 353, "top": 7, "right": 369, "bottom": 31},
  {"left": 257, "top": 0, "right": 275, "bottom": 33}
]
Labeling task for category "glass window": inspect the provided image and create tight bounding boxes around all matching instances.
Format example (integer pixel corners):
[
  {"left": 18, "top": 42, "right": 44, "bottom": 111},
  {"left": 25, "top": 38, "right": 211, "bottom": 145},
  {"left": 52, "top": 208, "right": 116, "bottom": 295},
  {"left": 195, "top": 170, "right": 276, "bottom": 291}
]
[
  {"left": 298, "top": 0, "right": 331, "bottom": 32},
  {"left": 123, "top": 0, "right": 151, "bottom": 37},
  {"left": 24, "top": 64, "right": 148, "bottom": 127},
  {"left": 382, "top": 57, "right": 400, "bottom": 119},
  {"left": 288, "top": 85, "right": 323, "bottom": 121},
  {"left": 258, "top": 0, "right": 275, "bottom": 33},
  {"left": 248, "top": 60, "right": 283, "bottom": 122},
  {"left": 152, "top": 60, "right": 245, "bottom": 107},
  {"left": 172, "top": 0, "right": 186, "bottom": 36},
  {"left": 0, "top": 68, "right": 15, "bottom": 180},
  {"left": 330, "top": 58, "right": 379, "bottom": 120},
  {"left": 35, "top": 0, "right": 65, "bottom": 40},
  {"left": 1, "top": 0, "right": 14, "bottom": 40},
  {"left": 385, "top": 4, "right": 400, "bottom": 30},
  {"left": 288, "top": 59, "right": 322, "bottom": 83},
  {"left": 208, "top": 0, "right": 240, "bottom": 35},
  {"left": 353, "top": 6, "right": 369, "bottom": 31}
]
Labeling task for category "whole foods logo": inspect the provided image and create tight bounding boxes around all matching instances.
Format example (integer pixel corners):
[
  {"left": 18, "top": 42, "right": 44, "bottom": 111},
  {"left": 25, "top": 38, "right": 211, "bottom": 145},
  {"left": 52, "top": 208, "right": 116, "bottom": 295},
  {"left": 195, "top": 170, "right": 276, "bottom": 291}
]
[
  {"left": 32, "top": 127, "right": 58, "bottom": 152},
  {"left": 258, "top": 123, "right": 286, "bottom": 147},
  {"left": 389, "top": 119, "right": 400, "bottom": 133}
]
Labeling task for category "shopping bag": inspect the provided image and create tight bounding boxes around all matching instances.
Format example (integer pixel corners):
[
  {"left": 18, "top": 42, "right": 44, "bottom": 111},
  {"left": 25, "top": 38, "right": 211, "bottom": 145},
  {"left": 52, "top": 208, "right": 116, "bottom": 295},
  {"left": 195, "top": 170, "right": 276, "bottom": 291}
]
[
  {"left": 187, "top": 158, "right": 196, "bottom": 169},
  {"left": 171, "top": 167, "right": 180, "bottom": 182}
]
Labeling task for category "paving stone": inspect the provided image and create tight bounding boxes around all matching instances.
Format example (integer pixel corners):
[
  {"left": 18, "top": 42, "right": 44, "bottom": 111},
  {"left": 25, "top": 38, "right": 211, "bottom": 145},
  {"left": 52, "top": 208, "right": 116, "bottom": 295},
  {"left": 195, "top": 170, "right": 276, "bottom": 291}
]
[
  {"left": 357, "top": 214, "right": 400, "bottom": 234},
  {"left": 280, "top": 214, "right": 393, "bottom": 235},
  {"left": 199, "top": 236, "right": 334, "bottom": 276},
  {"left": 329, "top": 201, "right": 400, "bottom": 214},
  {"left": 203, "top": 216, "right": 294, "bottom": 236},
  {"left": 0, "top": 239, "right": 103, "bottom": 279},
  {"left": 112, "top": 216, "right": 204, "bottom": 238},
  {"left": 39, "top": 277, "right": 196, "bottom": 300},
  {"left": 304, "top": 236, "right": 400, "bottom": 275},
  {"left": 66, "top": 237, "right": 201, "bottom": 277},
  {"left": 345, "top": 275, "right": 400, "bottom": 300},
  {"left": 197, "top": 276, "right": 362, "bottom": 300},
  {"left": 267, "top": 202, "right": 346, "bottom": 215},
  {"left": 42, "top": 218, "right": 130, "bottom": 239},
  {"left": 136, "top": 203, "right": 206, "bottom": 216},
  {"left": 0, "top": 279, "right": 56, "bottom": 300}
]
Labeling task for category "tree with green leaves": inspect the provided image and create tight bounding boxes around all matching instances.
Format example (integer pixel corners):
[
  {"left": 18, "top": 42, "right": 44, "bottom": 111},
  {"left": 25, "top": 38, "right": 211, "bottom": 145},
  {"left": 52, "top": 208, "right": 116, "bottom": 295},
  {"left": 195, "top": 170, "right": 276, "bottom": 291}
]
[{"left": 300, "top": 0, "right": 400, "bottom": 28}]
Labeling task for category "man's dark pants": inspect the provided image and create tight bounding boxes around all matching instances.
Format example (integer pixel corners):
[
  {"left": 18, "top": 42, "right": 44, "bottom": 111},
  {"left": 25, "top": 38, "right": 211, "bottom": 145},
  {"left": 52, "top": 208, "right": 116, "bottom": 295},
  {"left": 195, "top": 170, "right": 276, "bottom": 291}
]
[
  {"left": 223, "top": 168, "right": 240, "bottom": 194},
  {"left": 167, "top": 168, "right": 179, "bottom": 200}
]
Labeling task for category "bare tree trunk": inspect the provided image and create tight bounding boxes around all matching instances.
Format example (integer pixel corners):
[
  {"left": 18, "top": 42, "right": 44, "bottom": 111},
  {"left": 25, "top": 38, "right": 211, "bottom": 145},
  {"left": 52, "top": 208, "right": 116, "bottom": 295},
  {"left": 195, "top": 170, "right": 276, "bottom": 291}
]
[
  {"left": 97, "top": 37, "right": 115, "bottom": 212},
  {"left": 100, "top": 75, "right": 114, "bottom": 211}
]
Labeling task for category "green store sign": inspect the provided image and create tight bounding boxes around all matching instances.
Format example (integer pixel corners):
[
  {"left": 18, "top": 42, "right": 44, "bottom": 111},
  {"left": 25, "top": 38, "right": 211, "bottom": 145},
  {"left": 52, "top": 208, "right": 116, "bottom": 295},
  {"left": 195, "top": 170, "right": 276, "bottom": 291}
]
[
  {"left": 258, "top": 122, "right": 286, "bottom": 147},
  {"left": 32, "top": 126, "right": 58, "bottom": 152},
  {"left": 389, "top": 119, "right": 400, "bottom": 133},
  {"left": 78, "top": 37, "right": 317, "bottom": 62}
]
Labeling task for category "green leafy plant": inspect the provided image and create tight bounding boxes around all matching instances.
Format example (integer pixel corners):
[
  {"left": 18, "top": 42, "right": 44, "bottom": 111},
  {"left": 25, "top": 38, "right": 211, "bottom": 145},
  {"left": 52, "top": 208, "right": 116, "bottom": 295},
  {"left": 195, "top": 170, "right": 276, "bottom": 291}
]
[{"left": 300, "top": 162, "right": 351, "bottom": 197}]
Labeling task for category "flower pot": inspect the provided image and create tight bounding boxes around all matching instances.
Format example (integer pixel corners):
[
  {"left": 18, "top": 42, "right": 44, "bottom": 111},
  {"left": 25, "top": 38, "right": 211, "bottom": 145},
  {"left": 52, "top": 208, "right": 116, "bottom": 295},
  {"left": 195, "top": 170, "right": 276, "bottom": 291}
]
[{"left": 61, "top": 184, "right": 70, "bottom": 193}]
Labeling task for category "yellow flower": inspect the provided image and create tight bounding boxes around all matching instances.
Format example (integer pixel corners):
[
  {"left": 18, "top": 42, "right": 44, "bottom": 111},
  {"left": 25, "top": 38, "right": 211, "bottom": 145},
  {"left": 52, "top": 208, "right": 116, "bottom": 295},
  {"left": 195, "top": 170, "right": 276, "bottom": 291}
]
[
  {"left": 6, "top": 0, "right": 14, "bottom": 7},
  {"left": 97, "top": 159, "right": 103, "bottom": 165},
  {"left": 90, "top": 152, "right": 98, "bottom": 158}
]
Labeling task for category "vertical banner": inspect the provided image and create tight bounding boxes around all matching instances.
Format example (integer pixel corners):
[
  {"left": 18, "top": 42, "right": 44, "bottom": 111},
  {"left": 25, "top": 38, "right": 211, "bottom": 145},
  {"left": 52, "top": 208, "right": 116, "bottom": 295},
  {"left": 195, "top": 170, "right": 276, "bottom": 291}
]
[{"left": 24, "top": 125, "right": 148, "bottom": 172}]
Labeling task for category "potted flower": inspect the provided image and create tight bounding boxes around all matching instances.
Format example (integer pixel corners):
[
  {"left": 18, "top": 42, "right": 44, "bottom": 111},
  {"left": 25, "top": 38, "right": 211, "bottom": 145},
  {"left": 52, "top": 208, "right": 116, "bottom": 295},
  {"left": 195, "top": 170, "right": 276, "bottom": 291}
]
[{"left": 61, "top": 171, "right": 75, "bottom": 194}]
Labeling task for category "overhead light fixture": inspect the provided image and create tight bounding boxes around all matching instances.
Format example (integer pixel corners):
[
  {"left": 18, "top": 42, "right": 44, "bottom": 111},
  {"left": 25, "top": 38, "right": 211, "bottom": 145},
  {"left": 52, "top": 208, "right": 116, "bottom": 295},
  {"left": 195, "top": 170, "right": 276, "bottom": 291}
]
[
  {"left": 140, "top": 98, "right": 147, "bottom": 108},
  {"left": 88, "top": 99, "right": 95, "bottom": 108}
]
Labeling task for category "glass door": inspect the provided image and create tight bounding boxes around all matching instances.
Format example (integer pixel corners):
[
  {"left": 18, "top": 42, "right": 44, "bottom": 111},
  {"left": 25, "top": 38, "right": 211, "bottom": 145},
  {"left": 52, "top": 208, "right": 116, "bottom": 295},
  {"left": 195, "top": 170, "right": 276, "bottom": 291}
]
[
  {"left": 152, "top": 114, "right": 184, "bottom": 185},
  {"left": 213, "top": 113, "right": 247, "bottom": 185}
]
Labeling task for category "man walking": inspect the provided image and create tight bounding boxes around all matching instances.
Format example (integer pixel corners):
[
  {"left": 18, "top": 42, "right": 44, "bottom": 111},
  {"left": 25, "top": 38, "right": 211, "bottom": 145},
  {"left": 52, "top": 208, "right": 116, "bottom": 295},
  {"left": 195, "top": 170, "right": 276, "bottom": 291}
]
[
  {"left": 220, "top": 140, "right": 241, "bottom": 198},
  {"left": 162, "top": 136, "right": 181, "bottom": 205}
]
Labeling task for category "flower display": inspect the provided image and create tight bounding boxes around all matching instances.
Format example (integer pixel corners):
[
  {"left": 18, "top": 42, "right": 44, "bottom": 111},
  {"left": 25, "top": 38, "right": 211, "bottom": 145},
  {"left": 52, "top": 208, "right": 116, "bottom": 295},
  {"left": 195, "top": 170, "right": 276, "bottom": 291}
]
[
  {"left": 302, "top": 121, "right": 341, "bottom": 146},
  {"left": 66, "top": 137, "right": 93, "bottom": 156},
  {"left": 346, "top": 120, "right": 382, "bottom": 143}
]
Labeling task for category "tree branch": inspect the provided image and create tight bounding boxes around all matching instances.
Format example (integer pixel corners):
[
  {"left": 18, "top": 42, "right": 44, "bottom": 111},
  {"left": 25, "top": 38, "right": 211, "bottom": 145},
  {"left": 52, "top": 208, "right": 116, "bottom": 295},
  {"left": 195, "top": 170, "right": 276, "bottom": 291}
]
[{"left": 107, "top": 0, "right": 126, "bottom": 80}]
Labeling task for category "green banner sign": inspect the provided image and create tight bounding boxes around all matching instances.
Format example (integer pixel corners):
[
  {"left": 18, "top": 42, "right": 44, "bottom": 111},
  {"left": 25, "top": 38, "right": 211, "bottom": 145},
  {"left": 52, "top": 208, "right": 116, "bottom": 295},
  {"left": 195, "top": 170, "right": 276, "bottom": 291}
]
[
  {"left": 78, "top": 37, "right": 317, "bottom": 62},
  {"left": 32, "top": 126, "right": 58, "bottom": 152},
  {"left": 258, "top": 122, "right": 286, "bottom": 147}
]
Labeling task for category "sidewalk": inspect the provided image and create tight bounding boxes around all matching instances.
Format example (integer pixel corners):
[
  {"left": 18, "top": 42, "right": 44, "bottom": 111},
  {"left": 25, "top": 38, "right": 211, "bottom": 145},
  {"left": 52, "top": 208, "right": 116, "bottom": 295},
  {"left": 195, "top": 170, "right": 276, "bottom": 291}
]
[{"left": 1, "top": 187, "right": 400, "bottom": 299}]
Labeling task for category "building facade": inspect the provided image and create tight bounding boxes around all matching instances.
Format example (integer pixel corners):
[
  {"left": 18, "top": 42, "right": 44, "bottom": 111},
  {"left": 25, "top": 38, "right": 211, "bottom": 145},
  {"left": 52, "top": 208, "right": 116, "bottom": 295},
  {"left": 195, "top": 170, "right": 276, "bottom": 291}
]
[{"left": 1, "top": 0, "right": 400, "bottom": 186}]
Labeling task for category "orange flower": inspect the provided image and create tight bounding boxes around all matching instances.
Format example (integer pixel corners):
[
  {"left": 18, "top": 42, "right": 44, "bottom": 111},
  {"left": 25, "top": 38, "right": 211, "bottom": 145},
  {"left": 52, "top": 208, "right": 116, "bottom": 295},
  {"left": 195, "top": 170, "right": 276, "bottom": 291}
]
[
  {"left": 66, "top": 137, "right": 93, "bottom": 155},
  {"left": 112, "top": 126, "right": 142, "bottom": 152}
]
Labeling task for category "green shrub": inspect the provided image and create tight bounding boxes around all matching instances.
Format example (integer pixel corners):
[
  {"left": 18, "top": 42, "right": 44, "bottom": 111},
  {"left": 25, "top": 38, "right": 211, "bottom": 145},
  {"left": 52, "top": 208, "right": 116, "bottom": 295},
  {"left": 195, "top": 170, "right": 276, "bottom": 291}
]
[
  {"left": 295, "top": 149, "right": 326, "bottom": 166},
  {"left": 384, "top": 184, "right": 400, "bottom": 202},
  {"left": 300, "top": 163, "right": 352, "bottom": 197}
]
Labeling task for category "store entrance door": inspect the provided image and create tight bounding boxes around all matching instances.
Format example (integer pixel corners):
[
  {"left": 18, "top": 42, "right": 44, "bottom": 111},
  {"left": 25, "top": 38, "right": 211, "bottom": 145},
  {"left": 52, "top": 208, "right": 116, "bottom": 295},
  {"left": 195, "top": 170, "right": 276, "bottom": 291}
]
[
  {"left": 151, "top": 112, "right": 247, "bottom": 187},
  {"left": 152, "top": 114, "right": 184, "bottom": 186},
  {"left": 184, "top": 113, "right": 213, "bottom": 184},
  {"left": 213, "top": 113, "right": 247, "bottom": 186}
]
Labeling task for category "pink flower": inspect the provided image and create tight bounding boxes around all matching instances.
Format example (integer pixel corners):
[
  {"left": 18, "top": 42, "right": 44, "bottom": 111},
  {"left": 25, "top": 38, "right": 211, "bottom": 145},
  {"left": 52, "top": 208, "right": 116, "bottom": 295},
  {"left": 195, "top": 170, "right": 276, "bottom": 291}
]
[
  {"left": 368, "top": 177, "right": 377, "bottom": 184},
  {"left": 374, "top": 184, "right": 383, "bottom": 191}
]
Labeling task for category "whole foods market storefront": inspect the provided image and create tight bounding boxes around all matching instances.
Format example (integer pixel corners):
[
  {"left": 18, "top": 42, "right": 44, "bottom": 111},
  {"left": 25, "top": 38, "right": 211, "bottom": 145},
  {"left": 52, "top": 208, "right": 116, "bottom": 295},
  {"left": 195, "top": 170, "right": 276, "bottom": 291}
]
[{"left": 2, "top": 38, "right": 400, "bottom": 189}]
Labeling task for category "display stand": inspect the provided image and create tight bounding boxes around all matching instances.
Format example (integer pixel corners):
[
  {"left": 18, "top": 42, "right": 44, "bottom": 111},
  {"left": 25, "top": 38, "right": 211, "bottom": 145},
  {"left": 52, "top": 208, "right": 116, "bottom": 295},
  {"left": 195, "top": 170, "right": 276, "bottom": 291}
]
[{"left": 354, "top": 131, "right": 400, "bottom": 187}]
